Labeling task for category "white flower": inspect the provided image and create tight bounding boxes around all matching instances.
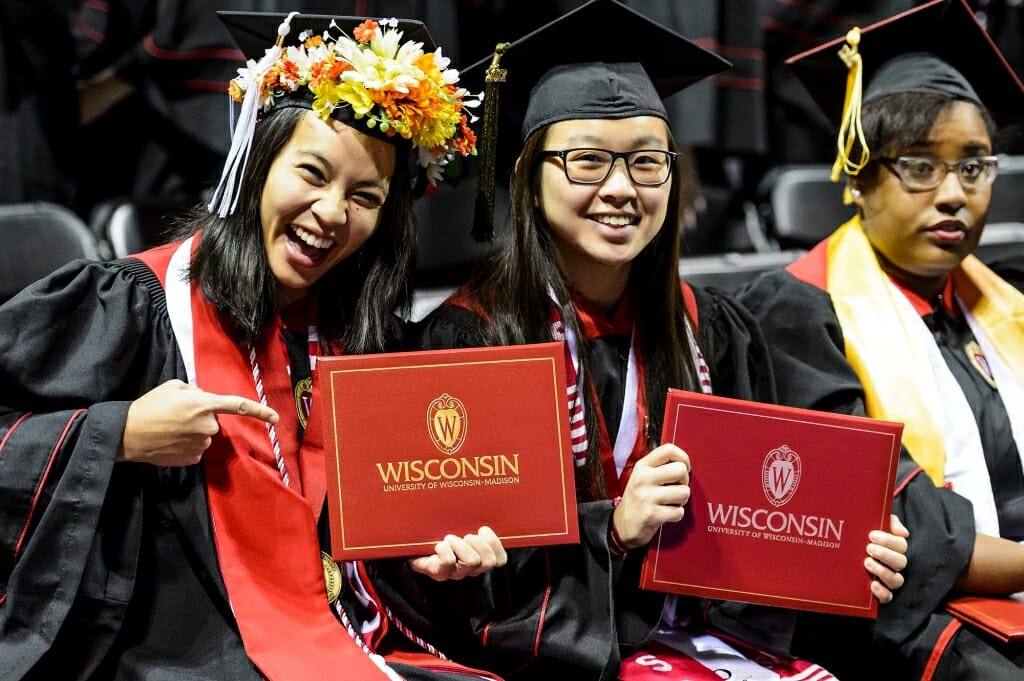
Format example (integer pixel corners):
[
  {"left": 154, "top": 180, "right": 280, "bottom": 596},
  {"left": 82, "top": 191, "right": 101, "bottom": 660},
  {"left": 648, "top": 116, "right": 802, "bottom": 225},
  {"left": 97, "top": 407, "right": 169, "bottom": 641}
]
[
  {"left": 432, "top": 48, "right": 451, "bottom": 72},
  {"left": 395, "top": 38, "right": 424, "bottom": 66}
]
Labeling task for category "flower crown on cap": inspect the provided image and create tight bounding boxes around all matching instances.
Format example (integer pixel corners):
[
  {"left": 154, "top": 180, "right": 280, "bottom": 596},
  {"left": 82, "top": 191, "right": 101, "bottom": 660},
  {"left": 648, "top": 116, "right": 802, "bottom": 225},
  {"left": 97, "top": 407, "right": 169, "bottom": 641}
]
[{"left": 209, "top": 13, "right": 481, "bottom": 217}]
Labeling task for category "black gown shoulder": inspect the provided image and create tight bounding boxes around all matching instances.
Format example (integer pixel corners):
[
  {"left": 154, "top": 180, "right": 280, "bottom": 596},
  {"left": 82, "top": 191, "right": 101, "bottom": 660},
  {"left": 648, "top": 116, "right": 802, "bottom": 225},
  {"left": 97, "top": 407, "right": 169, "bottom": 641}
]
[
  {"left": 0, "top": 258, "right": 259, "bottom": 681},
  {"left": 688, "top": 283, "right": 778, "bottom": 403},
  {"left": 411, "top": 300, "right": 489, "bottom": 350}
]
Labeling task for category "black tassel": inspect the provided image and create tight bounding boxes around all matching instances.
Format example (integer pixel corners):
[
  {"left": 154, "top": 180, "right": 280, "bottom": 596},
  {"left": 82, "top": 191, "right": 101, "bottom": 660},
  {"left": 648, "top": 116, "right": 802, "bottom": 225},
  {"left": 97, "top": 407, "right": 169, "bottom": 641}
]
[{"left": 471, "top": 42, "right": 509, "bottom": 244}]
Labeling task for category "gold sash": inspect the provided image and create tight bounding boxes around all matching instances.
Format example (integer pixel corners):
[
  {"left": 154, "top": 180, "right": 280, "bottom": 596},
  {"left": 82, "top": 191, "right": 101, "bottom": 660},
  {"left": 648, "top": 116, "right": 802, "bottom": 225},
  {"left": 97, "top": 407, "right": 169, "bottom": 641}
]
[{"left": 827, "top": 218, "right": 1024, "bottom": 484}]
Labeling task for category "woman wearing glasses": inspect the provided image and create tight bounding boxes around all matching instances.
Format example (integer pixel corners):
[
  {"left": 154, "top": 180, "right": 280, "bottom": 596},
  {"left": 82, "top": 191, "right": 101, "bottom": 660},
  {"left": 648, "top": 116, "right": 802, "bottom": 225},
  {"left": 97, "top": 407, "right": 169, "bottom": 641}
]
[
  {"left": 364, "top": 2, "right": 915, "bottom": 679},
  {"left": 737, "top": 0, "right": 1024, "bottom": 675}
]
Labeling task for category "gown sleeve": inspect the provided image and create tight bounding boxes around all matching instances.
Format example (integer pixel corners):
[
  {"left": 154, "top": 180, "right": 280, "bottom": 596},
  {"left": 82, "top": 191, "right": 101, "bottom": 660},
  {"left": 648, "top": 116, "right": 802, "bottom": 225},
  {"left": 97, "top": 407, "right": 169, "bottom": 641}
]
[
  {"left": 409, "top": 300, "right": 490, "bottom": 350},
  {"left": 735, "top": 269, "right": 981, "bottom": 673},
  {"left": 0, "top": 259, "right": 182, "bottom": 677}
]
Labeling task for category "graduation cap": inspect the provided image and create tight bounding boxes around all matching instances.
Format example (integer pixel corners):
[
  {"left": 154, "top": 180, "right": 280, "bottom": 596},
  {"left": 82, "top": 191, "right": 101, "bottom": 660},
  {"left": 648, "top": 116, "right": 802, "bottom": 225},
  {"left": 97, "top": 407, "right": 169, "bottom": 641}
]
[
  {"left": 464, "top": 0, "right": 731, "bottom": 242},
  {"left": 207, "top": 11, "right": 480, "bottom": 217},
  {"left": 785, "top": 0, "right": 1024, "bottom": 184},
  {"left": 217, "top": 11, "right": 436, "bottom": 60}
]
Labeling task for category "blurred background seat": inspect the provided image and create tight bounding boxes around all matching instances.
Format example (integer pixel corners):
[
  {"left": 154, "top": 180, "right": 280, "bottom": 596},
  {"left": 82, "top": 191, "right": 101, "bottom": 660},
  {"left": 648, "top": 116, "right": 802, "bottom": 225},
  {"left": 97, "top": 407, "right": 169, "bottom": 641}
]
[
  {"left": 0, "top": 201, "right": 101, "bottom": 303},
  {"left": 88, "top": 195, "right": 192, "bottom": 259},
  {"left": 410, "top": 175, "right": 507, "bottom": 321},
  {"left": 979, "top": 155, "right": 1024, "bottom": 263},
  {"left": 989, "top": 154, "right": 1024, "bottom": 225},
  {"left": 678, "top": 250, "right": 805, "bottom": 293},
  {"left": 752, "top": 164, "right": 852, "bottom": 251}
]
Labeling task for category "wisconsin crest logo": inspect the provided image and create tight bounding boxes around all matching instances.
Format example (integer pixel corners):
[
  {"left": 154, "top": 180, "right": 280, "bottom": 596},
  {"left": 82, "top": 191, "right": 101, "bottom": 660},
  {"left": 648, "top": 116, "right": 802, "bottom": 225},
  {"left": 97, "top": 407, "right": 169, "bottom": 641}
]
[
  {"left": 294, "top": 377, "right": 313, "bottom": 429},
  {"left": 762, "top": 445, "right": 801, "bottom": 507},
  {"left": 428, "top": 393, "right": 467, "bottom": 455}
]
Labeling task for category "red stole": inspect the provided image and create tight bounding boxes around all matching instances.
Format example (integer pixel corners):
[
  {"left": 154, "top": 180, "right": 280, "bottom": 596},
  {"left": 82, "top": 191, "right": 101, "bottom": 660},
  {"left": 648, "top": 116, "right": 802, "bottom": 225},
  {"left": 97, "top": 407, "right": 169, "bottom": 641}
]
[{"left": 135, "top": 241, "right": 389, "bottom": 680}]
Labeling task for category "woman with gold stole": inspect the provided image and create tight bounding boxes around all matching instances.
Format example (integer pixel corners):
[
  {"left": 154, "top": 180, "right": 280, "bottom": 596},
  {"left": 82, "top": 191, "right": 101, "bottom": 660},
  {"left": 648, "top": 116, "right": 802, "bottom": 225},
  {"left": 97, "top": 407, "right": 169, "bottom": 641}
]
[
  {"left": 0, "top": 10, "right": 507, "bottom": 681},
  {"left": 737, "top": 0, "right": 1024, "bottom": 676}
]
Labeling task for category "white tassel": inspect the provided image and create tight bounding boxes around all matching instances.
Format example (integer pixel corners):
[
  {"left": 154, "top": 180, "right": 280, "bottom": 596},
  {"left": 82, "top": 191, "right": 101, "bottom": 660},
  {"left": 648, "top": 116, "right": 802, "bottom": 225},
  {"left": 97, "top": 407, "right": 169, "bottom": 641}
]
[{"left": 208, "top": 12, "right": 300, "bottom": 218}]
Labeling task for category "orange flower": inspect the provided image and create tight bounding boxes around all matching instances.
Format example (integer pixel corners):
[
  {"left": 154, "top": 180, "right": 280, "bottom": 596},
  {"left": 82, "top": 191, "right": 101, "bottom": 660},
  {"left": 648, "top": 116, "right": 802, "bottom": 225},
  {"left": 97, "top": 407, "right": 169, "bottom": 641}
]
[
  {"left": 326, "top": 59, "right": 351, "bottom": 80},
  {"left": 353, "top": 20, "right": 378, "bottom": 43},
  {"left": 264, "top": 71, "right": 283, "bottom": 92},
  {"left": 278, "top": 58, "right": 300, "bottom": 82},
  {"left": 455, "top": 115, "right": 477, "bottom": 156}
]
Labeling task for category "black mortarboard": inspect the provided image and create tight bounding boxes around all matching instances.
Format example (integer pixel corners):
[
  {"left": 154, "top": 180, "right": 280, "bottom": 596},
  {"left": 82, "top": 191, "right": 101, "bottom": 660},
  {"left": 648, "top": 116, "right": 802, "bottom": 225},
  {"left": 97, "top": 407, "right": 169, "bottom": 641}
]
[
  {"left": 786, "top": 0, "right": 1024, "bottom": 128},
  {"left": 217, "top": 11, "right": 436, "bottom": 61},
  {"left": 464, "top": 0, "right": 731, "bottom": 241}
]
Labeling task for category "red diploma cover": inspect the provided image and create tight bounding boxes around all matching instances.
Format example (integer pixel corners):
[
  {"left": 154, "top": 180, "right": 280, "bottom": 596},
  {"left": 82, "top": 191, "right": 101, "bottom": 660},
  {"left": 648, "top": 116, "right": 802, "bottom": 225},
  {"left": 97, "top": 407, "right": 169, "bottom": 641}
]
[
  {"left": 640, "top": 390, "right": 903, "bottom": 618},
  {"left": 946, "top": 596, "right": 1024, "bottom": 642},
  {"left": 317, "top": 342, "right": 579, "bottom": 560}
]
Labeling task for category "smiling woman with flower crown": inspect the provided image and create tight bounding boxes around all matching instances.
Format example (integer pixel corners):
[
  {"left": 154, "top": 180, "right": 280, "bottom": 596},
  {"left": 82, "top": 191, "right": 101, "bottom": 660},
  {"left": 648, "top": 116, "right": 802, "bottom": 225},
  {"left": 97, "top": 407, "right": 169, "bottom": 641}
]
[{"left": 0, "top": 10, "right": 503, "bottom": 681}]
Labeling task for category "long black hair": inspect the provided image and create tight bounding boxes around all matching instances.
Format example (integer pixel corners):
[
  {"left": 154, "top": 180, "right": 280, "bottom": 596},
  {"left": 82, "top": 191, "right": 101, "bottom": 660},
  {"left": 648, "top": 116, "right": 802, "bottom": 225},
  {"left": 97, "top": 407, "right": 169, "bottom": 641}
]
[
  {"left": 175, "top": 106, "right": 416, "bottom": 354},
  {"left": 464, "top": 124, "right": 701, "bottom": 500}
]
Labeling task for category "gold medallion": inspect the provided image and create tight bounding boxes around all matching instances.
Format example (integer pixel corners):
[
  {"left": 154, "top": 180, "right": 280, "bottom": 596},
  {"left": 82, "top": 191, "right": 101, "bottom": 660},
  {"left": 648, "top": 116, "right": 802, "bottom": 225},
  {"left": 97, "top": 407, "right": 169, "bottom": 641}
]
[
  {"left": 965, "top": 340, "right": 998, "bottom": 389},
  {"left": 295, "top": 377, "right": 313, "bottom": 429},
  {"left": 321, "top": 551, "right": 343, "bottom": 604}
]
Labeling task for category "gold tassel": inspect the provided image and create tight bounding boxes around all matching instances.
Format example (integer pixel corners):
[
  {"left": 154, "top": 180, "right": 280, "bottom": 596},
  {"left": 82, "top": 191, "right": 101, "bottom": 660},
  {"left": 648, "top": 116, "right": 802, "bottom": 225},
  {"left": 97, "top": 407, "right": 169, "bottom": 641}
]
[
  {"left": 831, "top": 27, "right": 869, "bottom": 204},
  {"left": 471, "top": 42, "right": 509, "bottom": 243}
]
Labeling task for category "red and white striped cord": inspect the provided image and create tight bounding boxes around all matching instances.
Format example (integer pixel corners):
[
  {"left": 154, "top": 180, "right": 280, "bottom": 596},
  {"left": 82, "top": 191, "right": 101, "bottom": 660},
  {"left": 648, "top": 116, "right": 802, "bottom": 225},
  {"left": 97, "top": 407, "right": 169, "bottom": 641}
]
[
  {"left": 685, "top": 320, "right": 713, "bottom": 394},
  {"left": 249, "top": 345, "right": 289, "bottom": 486},
  {"left": 383, "top": 605, "right": 449, "bottom": 660}
]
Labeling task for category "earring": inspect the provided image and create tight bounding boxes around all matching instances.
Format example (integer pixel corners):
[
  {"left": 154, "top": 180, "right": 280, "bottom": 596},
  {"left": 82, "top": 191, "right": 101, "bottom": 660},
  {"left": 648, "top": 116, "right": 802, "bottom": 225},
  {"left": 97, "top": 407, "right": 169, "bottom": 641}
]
[{"left": 850, "top": 187, "right": 862, "bottom": 197}]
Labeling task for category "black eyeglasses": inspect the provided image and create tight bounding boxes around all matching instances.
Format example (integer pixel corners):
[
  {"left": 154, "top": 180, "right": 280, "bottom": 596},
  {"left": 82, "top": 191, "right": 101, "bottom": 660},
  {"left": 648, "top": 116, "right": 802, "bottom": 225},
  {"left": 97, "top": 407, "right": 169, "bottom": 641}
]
[
  {"left": 877, "top": 155, "right": 999, "bottom": 192},
  {"left": 539, "top": 148, "right": 677, "bottom": 186}
]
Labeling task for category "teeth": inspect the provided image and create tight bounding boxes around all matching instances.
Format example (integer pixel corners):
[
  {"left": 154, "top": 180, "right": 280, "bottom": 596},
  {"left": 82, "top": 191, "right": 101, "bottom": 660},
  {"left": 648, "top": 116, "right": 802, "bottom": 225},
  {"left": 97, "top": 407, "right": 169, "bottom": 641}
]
[
  {"left": 594, "top": 215, "right": 635, "bottom": 226},
  {"left": 293, "top": 226, "right": 333, "bottom": 250}
]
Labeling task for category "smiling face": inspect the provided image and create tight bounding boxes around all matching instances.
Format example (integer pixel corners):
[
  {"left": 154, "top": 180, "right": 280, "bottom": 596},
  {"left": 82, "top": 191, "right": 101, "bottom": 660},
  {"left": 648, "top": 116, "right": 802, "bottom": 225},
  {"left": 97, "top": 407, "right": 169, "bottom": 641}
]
[
  {"left": 260, "top": 110, "right": 395, "bottom": 306},
  {"left": 854, "top": 100, "right": 993, "bottom": 298},
  {"left": 538, "top": 116, "right": 672, "bottom": 306}
]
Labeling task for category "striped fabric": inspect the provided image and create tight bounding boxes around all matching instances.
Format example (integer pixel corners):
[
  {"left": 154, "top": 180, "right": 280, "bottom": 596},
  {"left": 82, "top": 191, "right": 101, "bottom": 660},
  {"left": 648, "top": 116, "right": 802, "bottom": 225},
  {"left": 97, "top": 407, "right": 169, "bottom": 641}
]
[{"left": 551, "top": 315, "right": 589, "bottom": 467}]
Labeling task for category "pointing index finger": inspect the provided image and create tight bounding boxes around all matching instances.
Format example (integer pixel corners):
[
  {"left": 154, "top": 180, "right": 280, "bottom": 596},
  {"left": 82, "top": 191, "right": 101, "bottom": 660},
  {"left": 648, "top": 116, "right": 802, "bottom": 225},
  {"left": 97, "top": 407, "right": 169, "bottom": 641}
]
[{"left": 208, "top": 393, "right": 279, "bottom": 423}]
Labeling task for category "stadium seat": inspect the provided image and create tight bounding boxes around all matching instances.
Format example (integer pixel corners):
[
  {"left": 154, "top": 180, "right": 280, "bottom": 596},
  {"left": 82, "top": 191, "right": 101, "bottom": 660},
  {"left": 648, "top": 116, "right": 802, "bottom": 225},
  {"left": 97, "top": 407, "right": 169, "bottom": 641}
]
[
  {"left": 0, "top": 201, "right": 102, "bottom": 303},
  {"left": 753, "top": 164, "right": 852, "bottom": 251},
  {"left": 989, "top": 154, "right": 1024, "bottom": 225},
  {"left": 89, "top": 195, "right": 191, "bottom": 259},
  {"left": 679, "top": 250, "right": 805, "bottom": 293}
]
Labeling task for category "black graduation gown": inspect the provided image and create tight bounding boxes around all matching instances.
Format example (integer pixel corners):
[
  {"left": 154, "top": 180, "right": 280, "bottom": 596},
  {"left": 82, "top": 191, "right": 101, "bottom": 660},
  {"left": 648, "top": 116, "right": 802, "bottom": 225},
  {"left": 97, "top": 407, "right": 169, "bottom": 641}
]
[
  {"left": 0, "top": 259, "right": 475, "bottom": 681},
  {"left": 0, "top": 258, "right": 264, "bottom": 681},
  {"left": 363, "top": 285, "right": 798, "bottom": 681},
  {"left": 736, "top": 268, "right": 1024, "bottom": 680}
]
